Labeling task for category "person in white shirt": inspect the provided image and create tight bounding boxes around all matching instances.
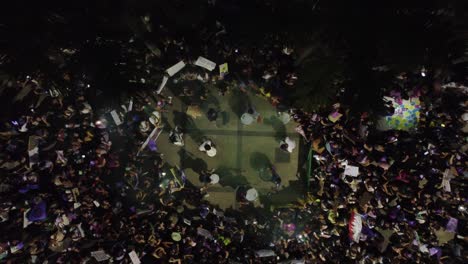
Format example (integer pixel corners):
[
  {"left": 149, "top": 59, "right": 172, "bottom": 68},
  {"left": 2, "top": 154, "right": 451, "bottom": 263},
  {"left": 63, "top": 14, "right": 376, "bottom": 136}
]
[
  {"left": 199, "top": 139, "right": 217, "bottom": 157},
  {"left": 279, "top": 137, "right": 296, "bottom": 153}
]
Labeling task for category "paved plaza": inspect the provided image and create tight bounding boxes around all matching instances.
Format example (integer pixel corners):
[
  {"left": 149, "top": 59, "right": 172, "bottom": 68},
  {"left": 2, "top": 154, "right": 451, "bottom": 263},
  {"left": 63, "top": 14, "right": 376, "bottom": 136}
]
[{"left": 144, "top": 82, "right": 302, "bottom": 210}]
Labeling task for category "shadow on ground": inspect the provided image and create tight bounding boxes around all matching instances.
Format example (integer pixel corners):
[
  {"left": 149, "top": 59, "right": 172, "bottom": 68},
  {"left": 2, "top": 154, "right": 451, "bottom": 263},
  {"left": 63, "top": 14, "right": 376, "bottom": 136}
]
[
  {"left": 249, "top": 152, "right": 273, "bottom": 182},
  {"left": 179, "top": 149, "right": 208, "bottom": 174},
  {"left": 263, "top": 115, "right": 286, "bottom": 141},
  {"left": 173, "top": 110, "right": 205, "bottom": 143},
  {"left": 217, "top": 166, "right": 249, "bottom": 188},
  {"left": 228, "top": 90, "right": 250, "bottom": 118},
  {"left": 259, "top": 179, "right": 304, "bottom": 211}
]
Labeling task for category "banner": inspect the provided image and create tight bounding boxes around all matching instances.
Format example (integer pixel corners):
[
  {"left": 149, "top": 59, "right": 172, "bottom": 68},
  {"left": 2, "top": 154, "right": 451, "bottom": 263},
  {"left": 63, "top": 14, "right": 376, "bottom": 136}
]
[
  {"left": 195, "top": 56, "right": 216, "bottom": 71},
  {"left": 348, "top": 212, "right": 362, "bottom": 242},
  {"left": 166, "top": 61, "right": 186, "bottom": 77},
  {"left": 138, "top": 126, "right": 163, "bottom": 154},
  {"left": 156, "top": 76, "right": 169, "bottom": 94}
]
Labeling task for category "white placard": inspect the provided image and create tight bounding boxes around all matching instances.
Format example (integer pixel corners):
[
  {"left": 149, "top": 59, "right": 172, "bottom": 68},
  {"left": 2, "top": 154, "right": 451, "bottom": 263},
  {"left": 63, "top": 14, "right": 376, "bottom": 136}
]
[
  {"left": 194, "top": 56, "right": 216, "bottom": 71},
  {"left": 23, "top": 209, "right": 32, "bottom": 228},
  {"left": 128, "top": 251, "right": 141, "bottom": 264},
  {"left": 91, "top": 250, "right": 110, "bottom": 262},
  {"left": 110, "top": 110, "right": 123, "bottom": 126},
  {"left": 344, "top": 165, "right": 359, "bottom": 177},
  {"left": 128, "top": 98, "right": 133, "bottom": 112},
  {"left": 166, "top": 61, "right": 186, "bottom": 77}
]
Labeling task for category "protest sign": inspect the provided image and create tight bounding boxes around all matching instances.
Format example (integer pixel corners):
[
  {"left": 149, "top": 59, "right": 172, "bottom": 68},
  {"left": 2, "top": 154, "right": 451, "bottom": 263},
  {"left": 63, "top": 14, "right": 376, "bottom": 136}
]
[
  {"left": 195, "top": 56, "right": 216, "bottom": 71},
  {"left": 157, "top": 76, "right": 169, "bottom": 94},
  {"left": 166, "top": 61, "right": 186, "bottom": 77},
  {"left": 129, "top": 251, "right": 141, "bottom": 264},
  {"left": 110, "top": 110, "right": 123, "bottom": 126},
  {"left": 344, "top": 165, "right": 359, "bottom": 177},
  {"left": 219, "top": 63, "right": 229, "bottom": 77}
]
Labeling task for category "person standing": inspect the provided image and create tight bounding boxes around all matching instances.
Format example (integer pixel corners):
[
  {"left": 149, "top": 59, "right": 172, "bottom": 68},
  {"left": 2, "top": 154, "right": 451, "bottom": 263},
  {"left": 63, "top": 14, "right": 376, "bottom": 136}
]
[
  {"left": 199, "top": 139, "right": 217, "bottom": 157},
  {"left": 279, "top": 137, "right": 296, "bottom": 153},
  {"left": 169, "top": 126, "right": 184, "bottom": 146}
]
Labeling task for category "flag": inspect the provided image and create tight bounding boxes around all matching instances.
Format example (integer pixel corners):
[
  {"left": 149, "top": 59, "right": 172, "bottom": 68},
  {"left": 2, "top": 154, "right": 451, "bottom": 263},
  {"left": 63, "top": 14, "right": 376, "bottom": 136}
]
[{"left": 348, "top": 211, "right": 362, "bottom": 242}]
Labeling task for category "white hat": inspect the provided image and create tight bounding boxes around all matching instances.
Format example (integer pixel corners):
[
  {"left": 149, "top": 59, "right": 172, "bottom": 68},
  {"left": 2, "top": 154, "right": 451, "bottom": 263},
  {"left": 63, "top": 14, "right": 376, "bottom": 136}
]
[
  {"left": 209, "top": 174, "right": 220, "bottom": 184},
  {"left": 246, "top": 188, "right": 258, "bottom": 201}
]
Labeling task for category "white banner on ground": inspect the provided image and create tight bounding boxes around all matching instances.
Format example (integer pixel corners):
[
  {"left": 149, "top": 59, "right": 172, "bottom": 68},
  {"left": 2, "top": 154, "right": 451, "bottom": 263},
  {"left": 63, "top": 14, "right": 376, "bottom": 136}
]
[
  {"left": 110, "top": 110, "right": 123, "bottom": 126},
  {"left": 195, "top": 56, "right": 216, "bottom": 71},
  {"left": 157, "top": 76, "right": 169, "bottom": 94},
  {"left": 166, "top": 61, "right": 186, "bottom": 77}
]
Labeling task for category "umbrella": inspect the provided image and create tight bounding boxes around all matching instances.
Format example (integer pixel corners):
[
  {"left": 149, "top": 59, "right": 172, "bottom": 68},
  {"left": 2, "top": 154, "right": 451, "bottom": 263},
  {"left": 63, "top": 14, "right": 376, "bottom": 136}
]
[
  {"left": 197, "top": 227, "right": 213, "bottom": 240},
  {"left": 246, "top": 188, "right": 258, "bottom": 201},
  {"left": 209, "top": 174, "right": 220, "bottom": 184},
  {"left": 171, "top": 232, "right": 182, "bottom": 242}
]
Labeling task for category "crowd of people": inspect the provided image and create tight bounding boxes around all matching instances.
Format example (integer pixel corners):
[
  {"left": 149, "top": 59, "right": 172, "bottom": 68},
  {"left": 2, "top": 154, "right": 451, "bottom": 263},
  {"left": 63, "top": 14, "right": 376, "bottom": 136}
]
[
  {"left": 0, "top": 3, "right": 467, "bottom": 264},
  {"left": 287, "top": 78, "right": 467, "bottom": 263}
]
